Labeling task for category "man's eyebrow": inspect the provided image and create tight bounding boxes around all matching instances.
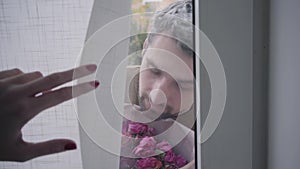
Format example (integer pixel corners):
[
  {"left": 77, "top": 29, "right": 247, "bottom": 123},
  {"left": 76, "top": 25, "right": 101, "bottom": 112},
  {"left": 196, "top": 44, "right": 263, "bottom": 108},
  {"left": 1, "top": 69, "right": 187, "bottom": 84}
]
[{"left": 145, "top": 57, "right": 158, "bottom": 68}]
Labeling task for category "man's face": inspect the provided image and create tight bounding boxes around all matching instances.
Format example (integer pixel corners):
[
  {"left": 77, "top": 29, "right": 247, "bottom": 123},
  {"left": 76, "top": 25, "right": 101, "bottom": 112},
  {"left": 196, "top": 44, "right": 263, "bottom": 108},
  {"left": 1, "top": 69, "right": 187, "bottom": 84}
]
[{"left": 139, "top": 35, "right": 194, "bottom": 120}]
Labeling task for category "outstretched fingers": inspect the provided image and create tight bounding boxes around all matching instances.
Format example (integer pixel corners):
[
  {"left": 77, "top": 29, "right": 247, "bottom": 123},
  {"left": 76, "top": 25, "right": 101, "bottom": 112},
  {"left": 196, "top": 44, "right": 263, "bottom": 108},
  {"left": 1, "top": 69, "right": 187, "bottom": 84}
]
[
  {"left": 0, "top": 68, "right": 23, "bottom": 79},
  {"left": 29, "top": 80, "right": 99, "bottom": 119},
  {"left": 4, "top": 71, "right": 43, "bottom": 84},
  {"left": 21, "top": 139, "right": 77, "bottom": 162},
  {"left": 22, "top": 64, "right": 97, "bottom": 96}
]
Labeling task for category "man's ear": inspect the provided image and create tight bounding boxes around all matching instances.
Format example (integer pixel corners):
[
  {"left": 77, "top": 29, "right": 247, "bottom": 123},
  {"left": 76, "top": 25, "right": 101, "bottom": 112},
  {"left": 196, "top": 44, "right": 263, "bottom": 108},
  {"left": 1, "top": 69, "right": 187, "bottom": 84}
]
[{"left": 142, "top": 38, "right": 148, "bottom": 56}]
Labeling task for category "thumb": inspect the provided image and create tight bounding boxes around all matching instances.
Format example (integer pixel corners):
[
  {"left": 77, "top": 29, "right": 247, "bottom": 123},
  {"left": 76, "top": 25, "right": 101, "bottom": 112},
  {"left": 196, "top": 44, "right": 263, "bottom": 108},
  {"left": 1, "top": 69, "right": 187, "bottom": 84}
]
[{"left": 24, "top": 139, "right": 77, "bottom": 160}]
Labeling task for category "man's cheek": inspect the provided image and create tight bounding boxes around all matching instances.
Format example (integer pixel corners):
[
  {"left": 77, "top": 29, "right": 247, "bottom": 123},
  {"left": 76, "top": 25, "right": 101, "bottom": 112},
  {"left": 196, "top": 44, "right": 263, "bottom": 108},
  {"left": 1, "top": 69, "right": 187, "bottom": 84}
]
[
  {"left": 182, "top": 92, "right": 194, "bottom": 109},
  {"left": 139, "top": 73, "right": 153, "bottom": 89}
]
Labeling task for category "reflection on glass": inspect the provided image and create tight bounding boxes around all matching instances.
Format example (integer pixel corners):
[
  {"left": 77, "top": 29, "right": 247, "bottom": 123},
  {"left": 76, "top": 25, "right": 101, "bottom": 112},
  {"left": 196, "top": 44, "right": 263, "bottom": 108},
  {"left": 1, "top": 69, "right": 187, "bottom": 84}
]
[{"left": 120, "top": 0, "right": 195, "bottom": 168}]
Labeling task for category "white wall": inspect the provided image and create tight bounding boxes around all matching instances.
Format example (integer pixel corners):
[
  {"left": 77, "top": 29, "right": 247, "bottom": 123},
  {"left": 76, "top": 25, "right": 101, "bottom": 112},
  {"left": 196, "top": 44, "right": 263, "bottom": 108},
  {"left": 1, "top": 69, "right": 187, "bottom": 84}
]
[
  {"left": 268, "top": 0, "right": 300, "bottom": 169},
  {"left": 200, "top": 0, "right": 271, "bottom": 168},
  {"left": 199, "top": 0, "right": 254, "bottom": 168},
  {"left": 78, "top": 0, "right": 131, "bottom": 169}
]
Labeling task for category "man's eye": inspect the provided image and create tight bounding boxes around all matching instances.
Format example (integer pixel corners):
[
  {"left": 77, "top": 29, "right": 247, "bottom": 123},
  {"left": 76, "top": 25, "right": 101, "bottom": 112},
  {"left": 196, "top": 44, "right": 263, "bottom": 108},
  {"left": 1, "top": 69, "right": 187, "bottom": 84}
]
[{"left": 150, "top": 68, "right": 161, "bottom": 75}]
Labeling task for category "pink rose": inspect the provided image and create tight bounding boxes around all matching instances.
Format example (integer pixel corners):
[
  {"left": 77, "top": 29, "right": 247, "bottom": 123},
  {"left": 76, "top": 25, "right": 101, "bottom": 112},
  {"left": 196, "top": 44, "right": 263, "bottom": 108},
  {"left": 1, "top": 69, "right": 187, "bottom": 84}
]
[
  {"left": 136, "top": 157, "right": 162, "bottom": 169},
  {"left": 122, "top": 120, "right": 129, "bottom": 135},
  {"left": 133, "top": 136, "right": 157, "bottom": 157},
  {"left": 156, "top": 140, "right": 172, "bottom": 152},
  {"left": 175, "top": 155, "right": 188, "bottom": 168},
  {"left": 128, "top": 122, "right": 148, "bottom": 136},
  {"left": 146, "top": 127, "right": 155, "bottom": 136},
  {"left": 164, "top": 150, "right": 176, "bottom": 163},
  {"left": 119, "top": 157, "right": 136, "bottom": 169}
]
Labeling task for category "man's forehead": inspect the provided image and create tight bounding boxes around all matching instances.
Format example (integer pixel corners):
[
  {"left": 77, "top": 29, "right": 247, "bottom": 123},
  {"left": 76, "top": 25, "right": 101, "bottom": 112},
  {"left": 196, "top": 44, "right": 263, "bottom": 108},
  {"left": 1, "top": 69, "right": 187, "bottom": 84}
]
[
  {"left": 144, "top": 43, "right": 194, "bottom": 82},
  {"left": 147, "top": 34, "right": 193, "bottom": 61},
  {"left": 148, "top": 35, "right": 182, "bottom": 51}
]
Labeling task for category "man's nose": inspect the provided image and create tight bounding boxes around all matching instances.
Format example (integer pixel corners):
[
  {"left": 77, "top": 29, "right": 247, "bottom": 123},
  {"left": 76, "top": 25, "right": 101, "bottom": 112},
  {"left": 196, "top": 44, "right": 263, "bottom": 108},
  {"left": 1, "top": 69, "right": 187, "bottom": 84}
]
[
  {"left": 151, "top": 77, "right": 172, "bottom": 104},
  {"left": 149, "top": 89, "right": 166, "bottom": 105},
  {"left": 153, "top": 76, "right": 172, "bottom": 90}
]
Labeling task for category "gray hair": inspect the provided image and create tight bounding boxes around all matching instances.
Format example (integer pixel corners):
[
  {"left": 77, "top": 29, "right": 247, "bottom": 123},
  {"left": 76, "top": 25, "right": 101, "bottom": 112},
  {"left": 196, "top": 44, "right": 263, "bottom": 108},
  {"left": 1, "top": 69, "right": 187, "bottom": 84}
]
[{"left": 147, "top": 0, "right": 194, "bottom": 57}]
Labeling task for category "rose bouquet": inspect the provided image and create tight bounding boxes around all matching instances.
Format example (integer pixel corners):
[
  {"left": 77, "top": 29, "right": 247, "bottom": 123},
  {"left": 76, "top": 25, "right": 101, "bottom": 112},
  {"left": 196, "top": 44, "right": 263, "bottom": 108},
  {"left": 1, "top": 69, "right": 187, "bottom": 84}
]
[{"left": 119, "top": 121, "right": 193, "bottom": 169}]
